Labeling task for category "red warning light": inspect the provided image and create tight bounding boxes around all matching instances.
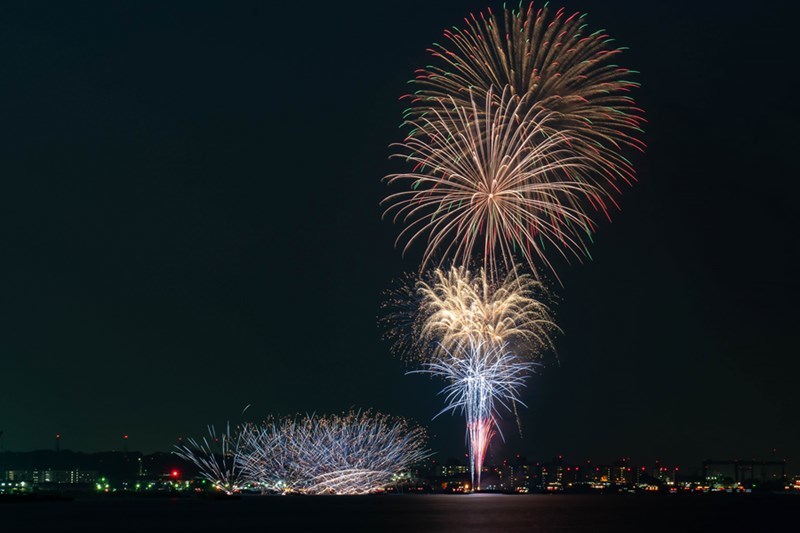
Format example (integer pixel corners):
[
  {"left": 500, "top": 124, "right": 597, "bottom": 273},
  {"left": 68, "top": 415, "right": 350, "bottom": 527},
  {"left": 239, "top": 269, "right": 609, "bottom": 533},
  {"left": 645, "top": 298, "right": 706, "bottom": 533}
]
[{"left": 171, "top": 470, "right": 180, "bottom": 478}]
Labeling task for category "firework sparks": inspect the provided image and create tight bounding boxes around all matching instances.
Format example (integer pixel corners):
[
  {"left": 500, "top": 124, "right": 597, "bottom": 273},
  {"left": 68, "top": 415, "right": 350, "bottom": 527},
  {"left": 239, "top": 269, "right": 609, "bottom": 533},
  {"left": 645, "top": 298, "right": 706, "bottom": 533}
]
[
  {"left": 178, "top": 411, "right": 430, "bottom": 495},
  {"left": 385, "top": 87, "right": 598, "bottom": 278},
  {"left": 418, "top": 265, "right": 557, "bottom": 358},
  {"left": 386, "top": 265, "right": 556, "bottom": 488},
  {"left": 408, "top": 2, "right": 645, "bottom": 200},
  {"left": 174, "top": 423, "right": 246, "bottom": 495},
  {"left": 416, "top": 338, "right": 535, "bottom": 489},
  {"left": 380, "top": 1, "right": 642, "bottom": 492},
  {"left": 384, "top": 3, "right": 644, "bottom": 277},
  {"left": 383, "top": 265, "right": 558, "bottom": 362}
]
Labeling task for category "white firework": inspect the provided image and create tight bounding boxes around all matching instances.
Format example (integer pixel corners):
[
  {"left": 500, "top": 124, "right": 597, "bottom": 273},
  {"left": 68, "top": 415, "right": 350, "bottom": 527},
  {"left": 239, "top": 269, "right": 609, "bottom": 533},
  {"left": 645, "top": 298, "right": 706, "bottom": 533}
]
[
  {"left": 177, "top": 411, "right": 430, "bottom": 495},
  {"left": 415, "top": 337, "right": 535, "bottom": 489}
]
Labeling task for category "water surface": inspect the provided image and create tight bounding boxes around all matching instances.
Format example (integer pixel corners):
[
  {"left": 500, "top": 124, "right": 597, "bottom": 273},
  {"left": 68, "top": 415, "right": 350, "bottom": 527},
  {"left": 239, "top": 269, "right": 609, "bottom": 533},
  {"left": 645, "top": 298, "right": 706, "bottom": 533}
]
[{"left": 2, "top": 493, "right": 796, "bottom": 532}]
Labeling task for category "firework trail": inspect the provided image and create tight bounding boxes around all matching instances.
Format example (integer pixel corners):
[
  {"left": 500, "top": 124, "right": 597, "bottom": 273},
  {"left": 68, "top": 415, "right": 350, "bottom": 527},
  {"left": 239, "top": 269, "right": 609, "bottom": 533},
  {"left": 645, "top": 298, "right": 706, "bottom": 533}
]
[
  {"left": 178, "top": 411, "right": 430, "bottom": 495},
  {"left": 416, "top": 337, "right": 535, "bottom": 489}
]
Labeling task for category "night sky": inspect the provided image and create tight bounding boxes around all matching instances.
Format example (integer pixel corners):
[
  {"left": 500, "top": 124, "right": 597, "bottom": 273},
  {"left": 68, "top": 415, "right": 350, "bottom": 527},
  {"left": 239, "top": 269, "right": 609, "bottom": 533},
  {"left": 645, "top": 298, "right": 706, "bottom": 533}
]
[{"left": 1, "top": 1, "right": 797, "bottom": 469}]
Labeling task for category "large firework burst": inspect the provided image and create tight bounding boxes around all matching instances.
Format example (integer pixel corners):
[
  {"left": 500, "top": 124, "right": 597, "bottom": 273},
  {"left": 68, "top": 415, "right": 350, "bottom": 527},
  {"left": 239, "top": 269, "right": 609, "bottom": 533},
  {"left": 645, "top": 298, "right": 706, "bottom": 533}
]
[
  {"left": 385, "top": 87, "right": 597, "bottom": 278},
  {"left": 408, "top": 2, "right": 645, "bottom": 195},
  {"left": 384, "top": 3, "right": 644, "bottom": 277}
]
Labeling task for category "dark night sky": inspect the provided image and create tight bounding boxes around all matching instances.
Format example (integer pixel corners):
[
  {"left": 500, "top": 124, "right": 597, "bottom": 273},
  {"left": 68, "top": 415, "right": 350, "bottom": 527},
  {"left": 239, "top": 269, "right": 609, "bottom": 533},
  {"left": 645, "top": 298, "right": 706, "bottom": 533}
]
[{"left": 1, "top": 1, "right": 797, "bottom": 469}]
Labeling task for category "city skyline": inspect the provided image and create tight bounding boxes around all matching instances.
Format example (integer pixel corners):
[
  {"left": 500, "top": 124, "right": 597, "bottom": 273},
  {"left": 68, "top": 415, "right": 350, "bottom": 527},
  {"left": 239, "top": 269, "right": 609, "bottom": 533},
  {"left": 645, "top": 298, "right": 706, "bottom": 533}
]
[{"left": 1, "top": 447, "right": 794, "bottom": 490}]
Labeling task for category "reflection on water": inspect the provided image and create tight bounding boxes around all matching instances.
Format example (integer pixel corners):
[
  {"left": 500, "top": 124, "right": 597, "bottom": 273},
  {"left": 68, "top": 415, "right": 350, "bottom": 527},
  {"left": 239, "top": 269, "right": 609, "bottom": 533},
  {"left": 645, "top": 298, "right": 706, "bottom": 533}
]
[{"left": 2, "top": 493, "right": 797, "bottom": 532}]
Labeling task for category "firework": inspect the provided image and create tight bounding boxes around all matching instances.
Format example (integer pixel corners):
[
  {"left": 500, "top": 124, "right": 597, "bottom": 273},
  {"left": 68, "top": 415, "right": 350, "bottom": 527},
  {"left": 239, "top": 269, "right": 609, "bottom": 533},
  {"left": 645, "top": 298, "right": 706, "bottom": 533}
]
[
  {"left": 178, "top": 411, "right": 430, "bottom": 495},
  {"left": 416, "top": 337, "right": 535, "bottom": 489},
  {"left": 385, "top": 88, "right": 600, "bottom": 278},
  {"left": 384, "top": 3, "right": 644, "bottom": 277},
  {"left": 174, "top": 423, "right": 247, "bottom": 495},
  {"left": 419, "top": 265, "right": 557, "bottom": 357},
  {"left": 386, "top": 265, "right": 556, "bottom": 488},
  {"left": 408, "top": 2, "right": 645, "bottom": 199},
  {"left": 384, "top": 265, "right": 557, "bottom": 361},
  {"left": 380, "top": 1, "right": 642, "bottom": 492}
]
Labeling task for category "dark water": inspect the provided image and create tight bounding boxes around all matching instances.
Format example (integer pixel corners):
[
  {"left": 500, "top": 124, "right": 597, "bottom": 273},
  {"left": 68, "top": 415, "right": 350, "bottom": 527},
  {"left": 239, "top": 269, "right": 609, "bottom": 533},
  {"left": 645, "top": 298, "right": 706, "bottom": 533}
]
[{"left": 2, "top": 494, "right": 797, "bottom": 532}]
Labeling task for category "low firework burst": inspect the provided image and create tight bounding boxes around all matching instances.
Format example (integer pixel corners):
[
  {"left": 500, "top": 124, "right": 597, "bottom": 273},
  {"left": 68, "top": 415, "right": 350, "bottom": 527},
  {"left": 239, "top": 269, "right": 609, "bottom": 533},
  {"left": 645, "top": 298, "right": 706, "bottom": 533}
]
[
  {"left": 177, "top": 411, "right": 430, "bottom": 495},
  {"left": 174, "top": 423, "right": 247, "bottom": 495}
]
